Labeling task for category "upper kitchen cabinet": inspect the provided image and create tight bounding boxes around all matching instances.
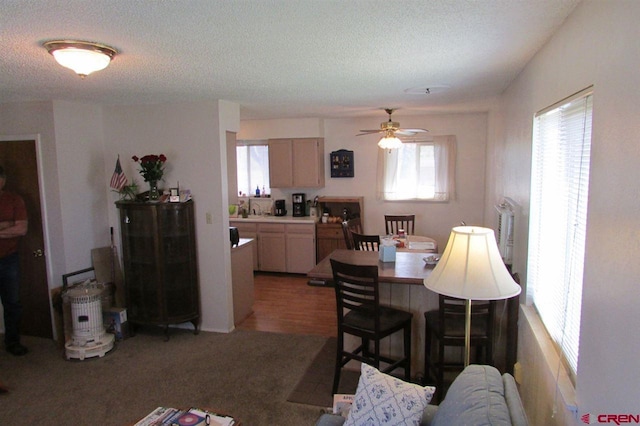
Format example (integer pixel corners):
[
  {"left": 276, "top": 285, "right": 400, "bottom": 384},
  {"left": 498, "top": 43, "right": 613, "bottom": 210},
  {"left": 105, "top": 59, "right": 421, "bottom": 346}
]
[{"left": 269, "top": 138, "right": 325, "bottom": 188}]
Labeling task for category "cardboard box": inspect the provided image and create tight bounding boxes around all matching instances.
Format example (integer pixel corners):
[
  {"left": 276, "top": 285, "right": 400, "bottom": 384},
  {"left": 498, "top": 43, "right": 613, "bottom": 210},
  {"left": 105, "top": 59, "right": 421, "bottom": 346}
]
[{"left": 103, "top": 307, "right": 129, "bottom": 341}]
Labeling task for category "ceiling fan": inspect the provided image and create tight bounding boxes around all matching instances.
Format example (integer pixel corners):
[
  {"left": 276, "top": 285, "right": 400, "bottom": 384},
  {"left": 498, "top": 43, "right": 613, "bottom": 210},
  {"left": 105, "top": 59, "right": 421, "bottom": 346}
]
[{"left": 357, "top": 108, "right": 428, "bottom": 149}]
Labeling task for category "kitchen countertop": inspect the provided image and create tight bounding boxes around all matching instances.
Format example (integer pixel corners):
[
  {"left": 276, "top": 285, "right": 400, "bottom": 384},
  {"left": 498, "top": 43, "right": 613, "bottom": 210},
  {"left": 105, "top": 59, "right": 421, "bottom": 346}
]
[
  {"left": 232, "top": 238, "right": 255, "bottom": 250},
  {"left": 230, "top": 215, "right": 317, "bottom": 224}
]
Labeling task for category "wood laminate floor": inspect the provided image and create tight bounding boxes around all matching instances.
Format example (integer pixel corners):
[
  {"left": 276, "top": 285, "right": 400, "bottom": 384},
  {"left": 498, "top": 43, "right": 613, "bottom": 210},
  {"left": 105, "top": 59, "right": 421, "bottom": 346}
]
[{"left": 236, "top": 272, "right": 337, "bottom": 338}]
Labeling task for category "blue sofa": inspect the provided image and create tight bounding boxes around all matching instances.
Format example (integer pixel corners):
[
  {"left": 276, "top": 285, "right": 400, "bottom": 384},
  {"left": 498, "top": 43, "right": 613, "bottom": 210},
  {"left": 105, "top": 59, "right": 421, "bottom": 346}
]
[{"left": 315, "top": 364, "right": 528, "bottom": 426}]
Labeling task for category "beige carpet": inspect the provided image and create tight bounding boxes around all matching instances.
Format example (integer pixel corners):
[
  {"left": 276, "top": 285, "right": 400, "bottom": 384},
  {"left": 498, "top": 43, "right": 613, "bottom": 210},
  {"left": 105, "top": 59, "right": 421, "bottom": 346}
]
[
  {"left": 0, "top": 328, "right": 329, "bottom": 425},
  {"left": 287, "top": 337, "right": 360, "bottom": 408}
]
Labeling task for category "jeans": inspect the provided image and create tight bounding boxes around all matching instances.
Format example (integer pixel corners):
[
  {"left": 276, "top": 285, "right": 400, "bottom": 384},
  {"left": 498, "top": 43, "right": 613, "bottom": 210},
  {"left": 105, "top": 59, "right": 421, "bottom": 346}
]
[{"left": 0, "top": 252, "right": 22, "bottom": 345}]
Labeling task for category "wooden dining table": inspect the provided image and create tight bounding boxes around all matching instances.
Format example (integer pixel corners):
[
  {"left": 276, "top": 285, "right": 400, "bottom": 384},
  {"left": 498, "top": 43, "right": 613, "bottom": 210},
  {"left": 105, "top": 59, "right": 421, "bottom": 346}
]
[
  {"left": 307, "top": 249, "right": 435, "bottom": 286},
  {"left": 307, "top": 245, "right": 519, "bottom": 377}
]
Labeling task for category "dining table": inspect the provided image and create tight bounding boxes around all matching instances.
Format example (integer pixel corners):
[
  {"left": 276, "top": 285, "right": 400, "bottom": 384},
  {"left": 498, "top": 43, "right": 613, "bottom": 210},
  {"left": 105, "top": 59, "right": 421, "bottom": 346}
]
[
  {"left": 307, "top": 249, "right": 435, "bottom": 286},
  {"left": 307, "top": 243, "right": 519, "bottom": 378}
]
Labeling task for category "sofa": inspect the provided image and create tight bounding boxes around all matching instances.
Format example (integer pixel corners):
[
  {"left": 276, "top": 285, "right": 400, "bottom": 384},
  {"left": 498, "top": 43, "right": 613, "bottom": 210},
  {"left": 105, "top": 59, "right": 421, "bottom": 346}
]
[{"left": 315, "top": 364, "right": 528, "bottom": 426}]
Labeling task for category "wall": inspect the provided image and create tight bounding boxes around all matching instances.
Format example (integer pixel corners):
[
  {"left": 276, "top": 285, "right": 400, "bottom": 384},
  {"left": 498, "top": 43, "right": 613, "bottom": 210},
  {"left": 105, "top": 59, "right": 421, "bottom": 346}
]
[
  {"left": 103, "top": 100, "right": 240, "bottom": 333},
  {"left": 52, "top": 101, "right": 109, "bottom": 271},
  {"left": 240, "top": 112, "right": 489, "bottom": 250},
  {"left": 0, "top": 101, "right": 107, "bottom": 337},
  {"left": 487, "top": 0, "right": 640, "bottom": 422}
]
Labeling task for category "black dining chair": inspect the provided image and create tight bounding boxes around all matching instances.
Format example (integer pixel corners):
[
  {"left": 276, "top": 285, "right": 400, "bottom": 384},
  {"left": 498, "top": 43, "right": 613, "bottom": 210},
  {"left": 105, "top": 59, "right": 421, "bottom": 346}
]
[
  {"left": 423, "top": 295, "right": 495, "bottom": 402},
  {"left": 330, "top": 259, "right": 413, "bottom": 394},
  {"left": 385, "top": 214, "right": 415, "bottom": 235},
  {"left": 351, "top": 231, "right": 380, "bottom": 251},
  {"left": 341, "top": 218, "right": 363, "bottom": 250}
]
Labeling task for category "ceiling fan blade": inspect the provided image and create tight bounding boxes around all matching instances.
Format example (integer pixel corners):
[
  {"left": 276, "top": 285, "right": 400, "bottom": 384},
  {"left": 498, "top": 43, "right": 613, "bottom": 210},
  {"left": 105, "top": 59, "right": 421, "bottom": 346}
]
[
  {"left": 356, "top": 130, "right": 383, "bottom": 136},
  {"left": 401, "top": 128, "right": 429, "bottom": 133}
]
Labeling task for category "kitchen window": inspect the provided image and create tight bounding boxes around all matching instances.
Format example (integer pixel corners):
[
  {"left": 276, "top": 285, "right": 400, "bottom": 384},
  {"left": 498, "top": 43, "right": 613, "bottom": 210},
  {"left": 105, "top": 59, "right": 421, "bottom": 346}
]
[
  {"left": 376, "top": 135, "right": 456, "bottom": 201},
  {"left": 236, "top": 141, "right": 270, "bottom": 196},
  {"left": 527, "top": 88, "right": 593, "bottom": 380}
]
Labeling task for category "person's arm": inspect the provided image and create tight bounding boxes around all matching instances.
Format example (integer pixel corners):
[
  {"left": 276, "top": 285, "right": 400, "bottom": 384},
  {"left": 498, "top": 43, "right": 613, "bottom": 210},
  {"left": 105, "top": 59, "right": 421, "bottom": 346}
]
[{"left": 0, "top": 219, "right": 27, "bottom": 238}]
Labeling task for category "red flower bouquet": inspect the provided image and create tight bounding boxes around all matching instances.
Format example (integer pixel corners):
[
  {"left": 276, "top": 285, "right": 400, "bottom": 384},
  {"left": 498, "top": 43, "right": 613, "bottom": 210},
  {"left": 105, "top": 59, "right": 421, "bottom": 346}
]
[{"left": 132, "top": 154, "right": 167, "bottom": 182}]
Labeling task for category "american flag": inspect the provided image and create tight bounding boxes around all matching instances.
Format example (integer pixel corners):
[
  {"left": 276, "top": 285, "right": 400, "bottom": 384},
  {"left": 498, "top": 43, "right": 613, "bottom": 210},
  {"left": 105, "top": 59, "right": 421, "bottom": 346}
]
[{"left": 110, "top": 156, "right": 128, "bottom": 190}]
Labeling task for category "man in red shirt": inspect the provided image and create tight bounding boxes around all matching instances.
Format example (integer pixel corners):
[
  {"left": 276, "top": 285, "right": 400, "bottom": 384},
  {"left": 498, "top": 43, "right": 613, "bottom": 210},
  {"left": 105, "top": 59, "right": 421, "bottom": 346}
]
[{"left": 0, "top": 165, "right": 28, "bottom": 356}]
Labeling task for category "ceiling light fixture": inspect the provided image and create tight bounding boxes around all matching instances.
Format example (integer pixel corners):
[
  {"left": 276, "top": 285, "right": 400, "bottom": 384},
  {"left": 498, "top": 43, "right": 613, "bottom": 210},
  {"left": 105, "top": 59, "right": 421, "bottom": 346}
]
[
  {"left": 377, "top": 130, "right": 403, "bottom": 150},
  {"left": 43, "top": 40, "right": 117, "bottom": 78}
]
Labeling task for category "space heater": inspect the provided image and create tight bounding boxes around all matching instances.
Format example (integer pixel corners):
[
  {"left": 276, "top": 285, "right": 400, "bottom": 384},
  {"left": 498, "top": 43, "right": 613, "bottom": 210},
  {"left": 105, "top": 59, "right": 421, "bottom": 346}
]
[
  {"left": 495, "top": 197, "right": 517, "bottom": 266},
  {"left": 64, "top": 287, "right": 114, "bottom": 360}
]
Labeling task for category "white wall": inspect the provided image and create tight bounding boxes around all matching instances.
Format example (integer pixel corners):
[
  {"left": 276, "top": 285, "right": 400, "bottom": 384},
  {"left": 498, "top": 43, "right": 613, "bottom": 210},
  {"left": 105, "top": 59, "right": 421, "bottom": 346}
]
[
  {"left": 103, "top": 100, "right": 240, "bottom": 333},
  {"left": 52, "top": 101, "right": 110, "bottom": 272},
  {"left": 487, "top": 0, "right": 640, "bottom": 422},
  {"left": 240, "top": 112, "right": 489, "bottom": 249}
]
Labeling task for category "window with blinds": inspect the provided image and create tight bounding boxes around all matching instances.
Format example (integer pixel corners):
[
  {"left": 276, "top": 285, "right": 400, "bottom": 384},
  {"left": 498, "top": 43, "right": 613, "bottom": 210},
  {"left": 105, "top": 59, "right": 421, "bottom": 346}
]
[
  {"left": 236, "top": 141, "right": 270, "bottom": 196},
  {"left": 527, "top": 88, "right": 593, "bottom": 380}
]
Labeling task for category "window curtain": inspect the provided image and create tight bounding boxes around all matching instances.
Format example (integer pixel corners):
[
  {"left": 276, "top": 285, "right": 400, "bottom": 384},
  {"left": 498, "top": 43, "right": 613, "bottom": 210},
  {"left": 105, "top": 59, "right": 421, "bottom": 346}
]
[{"left": 376, "top": 135, "right": 456, "bottom": 201}]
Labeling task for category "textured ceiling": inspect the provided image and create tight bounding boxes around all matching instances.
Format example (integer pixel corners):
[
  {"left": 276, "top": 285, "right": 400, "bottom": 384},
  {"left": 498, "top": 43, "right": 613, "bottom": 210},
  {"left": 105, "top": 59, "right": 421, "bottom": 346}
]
[{"left": 0, "top": 0, "right": 580, "bottom": 119}]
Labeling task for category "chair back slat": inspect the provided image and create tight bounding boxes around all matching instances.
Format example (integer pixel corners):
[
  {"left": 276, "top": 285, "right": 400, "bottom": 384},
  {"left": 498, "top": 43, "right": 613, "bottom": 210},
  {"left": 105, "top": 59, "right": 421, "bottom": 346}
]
[
  {"left": 384, "top": 214, "right": 416, "bottom": 235},
  {"left": 438, "top": 295, "right": 494, "bottom": 335},
  {"left": 351, "top": 232, "right": 380, "bottom": 251},
  {"left": 331, "top": 259, "right": 380, "bottom": 326}
]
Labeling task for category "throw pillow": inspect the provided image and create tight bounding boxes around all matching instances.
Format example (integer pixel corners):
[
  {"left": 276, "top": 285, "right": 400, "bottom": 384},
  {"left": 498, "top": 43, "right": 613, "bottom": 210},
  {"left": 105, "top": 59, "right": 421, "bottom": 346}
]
[{"left": 344, "top": 363, "right": 435, "bottom": 426}]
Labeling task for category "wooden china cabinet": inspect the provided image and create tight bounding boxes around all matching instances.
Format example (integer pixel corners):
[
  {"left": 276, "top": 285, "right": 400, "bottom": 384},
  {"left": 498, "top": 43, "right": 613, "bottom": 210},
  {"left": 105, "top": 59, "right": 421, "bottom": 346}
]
[{"left": 116, "top": 200, "right": 199, "bottom": 339}]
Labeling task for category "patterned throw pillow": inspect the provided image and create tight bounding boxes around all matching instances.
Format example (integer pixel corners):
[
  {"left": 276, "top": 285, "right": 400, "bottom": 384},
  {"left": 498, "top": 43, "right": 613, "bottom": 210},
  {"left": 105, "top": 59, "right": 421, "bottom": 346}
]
[{"left": 344, "top": 363, "right": 436, "bottom": 426}]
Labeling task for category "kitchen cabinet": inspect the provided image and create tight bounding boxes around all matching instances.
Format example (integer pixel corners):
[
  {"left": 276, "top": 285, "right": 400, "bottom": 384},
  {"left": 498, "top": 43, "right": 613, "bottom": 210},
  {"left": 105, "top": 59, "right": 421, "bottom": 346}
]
[
  {"left": 316, "top": 224, "right": 347, "bottom": 263},
  {"left": 285, "top": 224, "right": 316, "bottom": 273},
  {"left": 258, "top": 223, "right": 287, "bottom": 272},
  {"left": 269, "top": 138, "right": 325, "bottom": 188},
  {"left": 116, "top": 200, "right": 199, "bottom": 337},
  {"left": 230, "top": 219, "right": 316, "bottom": 273},
  {"left": 315, "top": 196, "right": 365, "bottom": 263}
]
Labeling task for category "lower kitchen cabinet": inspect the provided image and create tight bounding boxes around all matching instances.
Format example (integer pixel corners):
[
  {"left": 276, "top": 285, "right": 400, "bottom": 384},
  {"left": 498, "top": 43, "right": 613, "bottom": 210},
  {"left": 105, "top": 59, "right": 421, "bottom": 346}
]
[
  {"left": 230, "top": 219, "right": 316, "bottom": 273},
  {"left": 258, "top": 223, "right": 287, "bottom": 272},
  {"left": 285, "top": 224, "right": 316, "bottom": 273},
  {"left": 316, "top": 223, "right": 347, "bottom": 263}
]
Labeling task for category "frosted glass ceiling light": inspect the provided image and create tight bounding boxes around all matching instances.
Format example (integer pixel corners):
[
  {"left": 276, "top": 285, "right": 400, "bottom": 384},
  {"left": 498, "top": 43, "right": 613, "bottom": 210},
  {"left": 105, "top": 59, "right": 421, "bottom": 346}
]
[
  {"left": 377, "top": 130, "right": 403, "bottom": 150},
  {"left": 44, "top": 40, "right": 117, "bottom": 78}
]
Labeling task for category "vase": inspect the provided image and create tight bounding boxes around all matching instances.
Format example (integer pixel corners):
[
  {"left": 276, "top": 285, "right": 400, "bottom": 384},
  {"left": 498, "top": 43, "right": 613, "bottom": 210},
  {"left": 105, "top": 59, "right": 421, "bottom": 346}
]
[{"left": 148, "top": 180, "right": 160, "bottom": 201}]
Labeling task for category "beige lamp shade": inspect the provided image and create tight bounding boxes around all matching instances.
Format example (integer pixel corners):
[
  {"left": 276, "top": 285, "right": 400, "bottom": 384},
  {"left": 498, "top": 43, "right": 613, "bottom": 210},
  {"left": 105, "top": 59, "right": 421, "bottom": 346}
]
[{"left": 424, "top": 226, "right": 521, "bottom": 301}]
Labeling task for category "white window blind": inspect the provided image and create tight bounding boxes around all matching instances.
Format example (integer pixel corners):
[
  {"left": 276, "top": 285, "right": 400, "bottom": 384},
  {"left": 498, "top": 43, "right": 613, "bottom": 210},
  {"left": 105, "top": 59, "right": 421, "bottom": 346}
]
[
  {"left": 236, "top": 141, "right": 270, "bottom": 196},
  {"left": 376, "top": 135, "right": 456, "bottom": 201},
  {"left": 527, "top": 89, "right": 593, "bottom": 377}
]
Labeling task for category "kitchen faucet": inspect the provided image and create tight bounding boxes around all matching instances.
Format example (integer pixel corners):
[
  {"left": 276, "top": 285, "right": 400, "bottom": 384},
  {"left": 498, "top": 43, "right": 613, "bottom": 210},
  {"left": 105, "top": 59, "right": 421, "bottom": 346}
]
[{"left": 252, "top": 204, "right": 262, "bottom": 216}]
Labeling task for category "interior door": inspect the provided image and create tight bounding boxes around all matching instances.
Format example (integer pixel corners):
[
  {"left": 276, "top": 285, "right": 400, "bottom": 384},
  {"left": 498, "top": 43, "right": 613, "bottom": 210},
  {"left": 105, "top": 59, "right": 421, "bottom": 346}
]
[{"left": 0, "top": 139, "right": 52, "bottom": 338}]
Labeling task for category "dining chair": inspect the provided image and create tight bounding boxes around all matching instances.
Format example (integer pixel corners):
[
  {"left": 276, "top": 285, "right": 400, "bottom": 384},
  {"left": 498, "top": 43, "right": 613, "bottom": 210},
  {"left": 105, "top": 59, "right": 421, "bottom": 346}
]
[
  {"left": 351, "top": 231, "right": 380, "bottom": 251},
  {"left": 384, "top": 214, "right": 415, "bottom": 235},
  {"left": 341, "top": 218, "right": 363, "bottom": 250},
  {"left": 423, "top": 295, "right": 495, "bottom": 402},
  {"left": 330, "top": 259, "right": 413, "bottom": 394}
]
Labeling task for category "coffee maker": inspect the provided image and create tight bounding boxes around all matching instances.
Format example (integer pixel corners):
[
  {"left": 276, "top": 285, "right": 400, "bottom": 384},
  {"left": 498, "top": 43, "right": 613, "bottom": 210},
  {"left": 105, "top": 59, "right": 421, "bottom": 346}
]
[
  {"left": 292, "top": 193, "right": 306, "bottom": 217},
  {"left": 274, "top": 199, "right": 287, "bottom": 216}
]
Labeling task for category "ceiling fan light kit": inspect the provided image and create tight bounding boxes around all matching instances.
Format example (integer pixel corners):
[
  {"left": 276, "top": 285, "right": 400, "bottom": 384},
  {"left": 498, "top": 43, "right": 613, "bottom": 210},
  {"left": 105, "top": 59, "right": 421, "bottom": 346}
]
[
  {"left": 43, "top": 40, "right": 117, "bottom": 78},
  {"left": 377, "top": 131, "right": 403, "bottom": 150},
  {"left": 357, "top": 108, "right": 428, "bottom": 150}
]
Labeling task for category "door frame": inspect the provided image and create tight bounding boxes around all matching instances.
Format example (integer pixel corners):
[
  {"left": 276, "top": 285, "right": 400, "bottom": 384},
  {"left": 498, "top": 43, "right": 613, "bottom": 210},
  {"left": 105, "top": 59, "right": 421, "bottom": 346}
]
[{"left": 0, "top": 134, "right": 56, "bottom": 338}]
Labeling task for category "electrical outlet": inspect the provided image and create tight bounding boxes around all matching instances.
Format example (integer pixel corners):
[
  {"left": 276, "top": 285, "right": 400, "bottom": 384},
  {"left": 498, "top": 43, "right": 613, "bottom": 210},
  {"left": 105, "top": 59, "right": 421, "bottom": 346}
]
[{"left": 206, "top": 212, "right": 212, "bottom": 224}]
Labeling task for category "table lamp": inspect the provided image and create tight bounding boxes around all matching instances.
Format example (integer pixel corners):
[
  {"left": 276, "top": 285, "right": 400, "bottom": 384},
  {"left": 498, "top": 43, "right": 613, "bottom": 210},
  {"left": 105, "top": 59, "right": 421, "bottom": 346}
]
[{"left": 423, "top": 226, "right": 521, "bottom": 366}]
